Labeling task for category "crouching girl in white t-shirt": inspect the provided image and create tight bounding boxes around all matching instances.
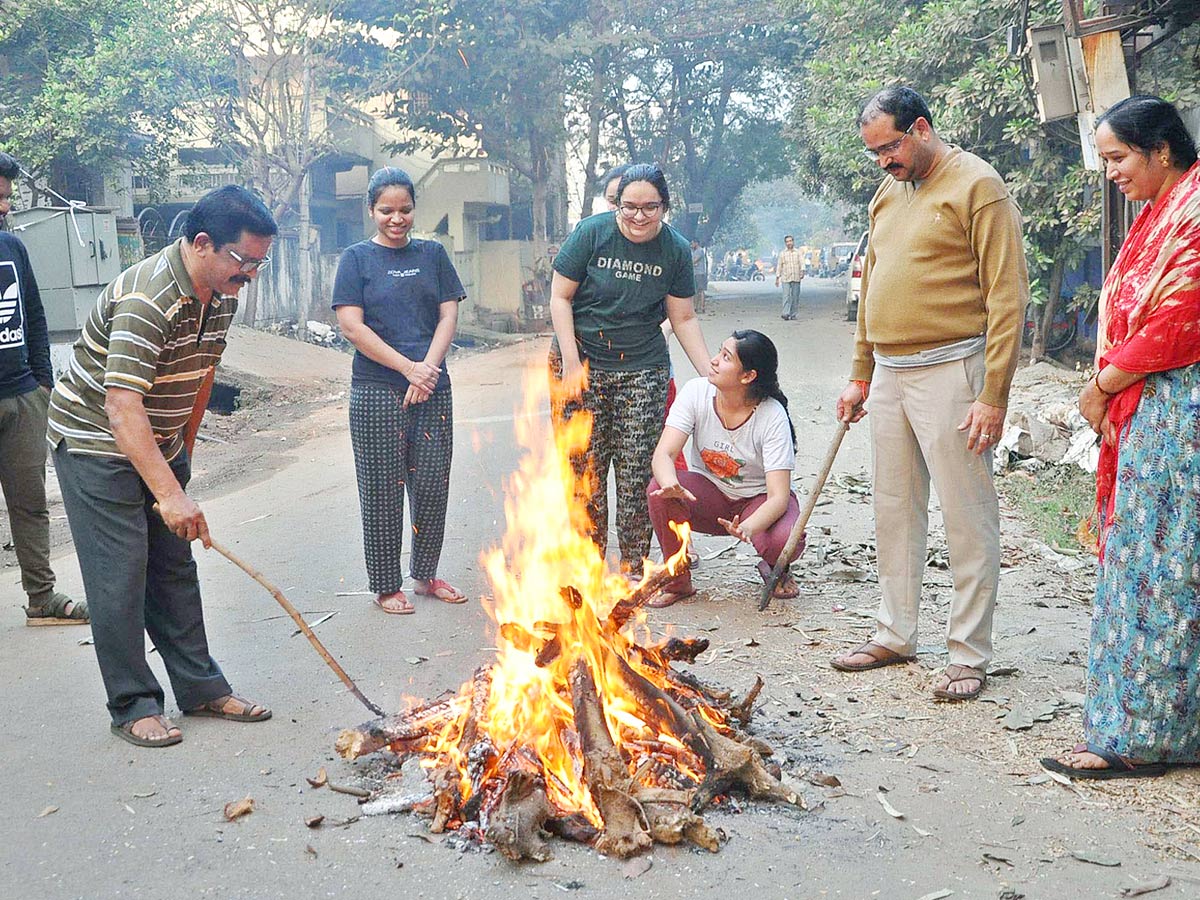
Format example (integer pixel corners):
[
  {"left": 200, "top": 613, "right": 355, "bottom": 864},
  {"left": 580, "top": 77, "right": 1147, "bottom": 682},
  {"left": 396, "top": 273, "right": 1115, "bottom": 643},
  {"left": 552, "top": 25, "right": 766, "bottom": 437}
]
[{"left": 646, "top": 330, "right": 801, "bottom": 608}]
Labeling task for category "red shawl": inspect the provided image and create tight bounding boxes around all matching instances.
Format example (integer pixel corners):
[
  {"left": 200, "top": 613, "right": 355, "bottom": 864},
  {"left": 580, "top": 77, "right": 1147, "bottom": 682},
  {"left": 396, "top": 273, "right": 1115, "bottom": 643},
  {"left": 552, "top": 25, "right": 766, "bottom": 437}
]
[{"left": 1095, "top": 161, "right": 1200, "bottom": 553}]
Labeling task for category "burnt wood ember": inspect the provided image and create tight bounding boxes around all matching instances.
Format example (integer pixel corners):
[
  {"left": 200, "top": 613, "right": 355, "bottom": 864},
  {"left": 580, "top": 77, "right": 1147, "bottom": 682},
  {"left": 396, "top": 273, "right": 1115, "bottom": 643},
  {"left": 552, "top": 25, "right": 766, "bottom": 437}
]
[
  {"left": 335, "top": 693, "right": 457, "bottom": 759},
  {"left": 730, "top": 675, "right": 765, "bottom": 727},
  {"left": 484, "top": 770, "right": 554, "bottom": 862}
]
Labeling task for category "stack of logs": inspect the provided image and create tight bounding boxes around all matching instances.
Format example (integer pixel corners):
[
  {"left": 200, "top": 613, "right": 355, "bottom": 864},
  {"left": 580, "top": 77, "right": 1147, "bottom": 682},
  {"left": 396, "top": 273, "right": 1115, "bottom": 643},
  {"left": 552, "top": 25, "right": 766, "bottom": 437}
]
[{"left": 336, "top": 564, "right": 804, "bottom": 861}]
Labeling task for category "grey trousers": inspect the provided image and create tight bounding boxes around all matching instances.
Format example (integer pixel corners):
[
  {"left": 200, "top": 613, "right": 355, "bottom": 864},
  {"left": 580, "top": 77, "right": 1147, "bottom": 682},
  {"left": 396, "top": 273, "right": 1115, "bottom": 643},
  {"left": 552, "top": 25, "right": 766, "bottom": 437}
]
[
  {"left": 0, "top": 387, "right": 56, "bottom": 601},
  {"left": 53, "top": 443, "right": 231, "bottom": 725},
  {"left": 781, "top": 281, "right": 803, "bottom": 317}
]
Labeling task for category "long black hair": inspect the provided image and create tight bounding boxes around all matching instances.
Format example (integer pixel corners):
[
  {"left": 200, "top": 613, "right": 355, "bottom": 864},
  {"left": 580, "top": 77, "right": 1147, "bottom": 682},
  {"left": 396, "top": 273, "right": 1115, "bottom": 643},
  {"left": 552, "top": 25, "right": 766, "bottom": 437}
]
[
  {"left": 732, "top": 329, "right": 795, "bottom": 450},
  {"left": 1098, "top": 94, "right": 1198, "bottom": 170}
]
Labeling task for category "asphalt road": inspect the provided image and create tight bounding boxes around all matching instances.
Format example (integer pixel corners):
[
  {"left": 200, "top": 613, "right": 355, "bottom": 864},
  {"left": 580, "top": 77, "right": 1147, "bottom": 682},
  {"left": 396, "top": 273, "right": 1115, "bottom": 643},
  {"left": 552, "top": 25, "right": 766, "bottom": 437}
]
[{"left": 3, "top": 277, "right": 1197, "bottom": 899}]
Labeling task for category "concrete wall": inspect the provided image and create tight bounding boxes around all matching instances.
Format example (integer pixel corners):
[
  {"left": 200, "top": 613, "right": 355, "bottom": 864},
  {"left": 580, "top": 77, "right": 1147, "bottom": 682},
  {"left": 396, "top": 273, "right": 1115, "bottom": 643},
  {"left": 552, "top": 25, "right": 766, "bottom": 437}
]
[
  {"left": 248, "top": 232, "right": 340, "bottom": 327},
  {"left": 477, "top": 241, "right": 527, "bottom": 314}
]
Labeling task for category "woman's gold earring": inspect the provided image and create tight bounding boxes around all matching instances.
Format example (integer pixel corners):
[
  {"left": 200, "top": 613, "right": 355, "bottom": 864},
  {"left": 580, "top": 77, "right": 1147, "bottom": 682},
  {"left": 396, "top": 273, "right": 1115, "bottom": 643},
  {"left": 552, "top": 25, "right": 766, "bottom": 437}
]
[{"left": 1162, "top": 155, "right": 1170, "bottom": 167}]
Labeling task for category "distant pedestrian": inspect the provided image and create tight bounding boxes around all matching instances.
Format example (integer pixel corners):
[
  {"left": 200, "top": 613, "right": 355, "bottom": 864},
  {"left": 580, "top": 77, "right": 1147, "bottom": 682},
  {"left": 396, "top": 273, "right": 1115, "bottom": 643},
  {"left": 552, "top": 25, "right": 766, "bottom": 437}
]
[
  {"left": 691, "top": 240, "right": 708, "bottom": 313},
  {"left": 334, "top": 167, "right": 467, "bottom": 615},
  {"left": 646, "top": 330, "right": 802, "bottom": 608},
  {"left": 0, "top": 151, "right": 86, "bottom": 625},
  {"left": 48, "top": 185, "right": 277, "bottom": 747},
  {"left": 1042, "top": 95, "right": 1200, "bottom": 780},
  {"left": 550, "top": 163, "right": 711, "bottom": 576},
  {"left": 598, "top": 163, "right": 632, "bottom": 213},
  {"left": 775, "top": 235, "right": 805, "bottom": 320},
  {"left": 831, "top": 86, "right": 1028, "bottom": 702}
]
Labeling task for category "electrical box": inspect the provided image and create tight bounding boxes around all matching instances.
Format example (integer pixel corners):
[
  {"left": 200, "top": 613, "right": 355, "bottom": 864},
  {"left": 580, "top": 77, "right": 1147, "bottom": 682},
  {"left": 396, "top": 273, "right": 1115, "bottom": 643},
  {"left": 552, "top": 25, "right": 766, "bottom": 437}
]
[
  {"left": 1028, "top": 24, "right": 1079, "bottom": 123},
  {"left": 9, "top": 206, "right": 121, "bottom": 343}
]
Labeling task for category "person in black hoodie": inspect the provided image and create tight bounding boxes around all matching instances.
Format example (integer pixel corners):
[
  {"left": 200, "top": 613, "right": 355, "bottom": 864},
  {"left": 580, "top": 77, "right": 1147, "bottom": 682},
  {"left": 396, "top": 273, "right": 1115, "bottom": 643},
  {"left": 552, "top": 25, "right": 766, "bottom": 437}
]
[{"left": 0, "top": 151, "right": 86, "bottom": 624}]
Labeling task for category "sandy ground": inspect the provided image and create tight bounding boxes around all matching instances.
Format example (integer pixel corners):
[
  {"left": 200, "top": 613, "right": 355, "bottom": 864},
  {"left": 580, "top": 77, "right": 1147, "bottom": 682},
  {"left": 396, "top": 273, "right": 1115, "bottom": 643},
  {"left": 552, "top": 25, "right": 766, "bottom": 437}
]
[{"left": 1, "top": 280, "right": 1198, "bottom": 899}]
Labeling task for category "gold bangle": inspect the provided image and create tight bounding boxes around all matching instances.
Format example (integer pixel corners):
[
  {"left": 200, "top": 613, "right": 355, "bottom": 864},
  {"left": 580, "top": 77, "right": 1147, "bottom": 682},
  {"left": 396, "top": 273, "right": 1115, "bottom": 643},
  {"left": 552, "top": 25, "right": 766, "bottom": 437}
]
[{"left": 1093, "top": 374, "right": 1115, "bottom": 397}]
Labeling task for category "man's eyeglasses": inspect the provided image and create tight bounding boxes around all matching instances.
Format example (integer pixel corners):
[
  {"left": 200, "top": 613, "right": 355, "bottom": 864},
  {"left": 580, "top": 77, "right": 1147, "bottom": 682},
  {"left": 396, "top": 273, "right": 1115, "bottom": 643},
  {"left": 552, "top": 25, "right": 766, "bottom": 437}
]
[
  {"left": 862, "top": 121, "right": 916, "bottom": 162},
  {"left": 226, "top": 248, "right": 272, "bottom": 273},
  {"left": 619, "top": 201, "right": 664, "bottom": 219}
]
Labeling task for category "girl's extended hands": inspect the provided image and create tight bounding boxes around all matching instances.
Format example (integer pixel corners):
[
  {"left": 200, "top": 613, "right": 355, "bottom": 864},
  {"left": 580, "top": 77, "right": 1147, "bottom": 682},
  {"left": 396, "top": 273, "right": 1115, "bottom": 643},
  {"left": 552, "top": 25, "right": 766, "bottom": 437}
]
[
  {"left": 718, "top": 513, "right": 756, "bottom": 544},
  {"left": 650, "top": 481, "right": 697, "bottom": 503}
]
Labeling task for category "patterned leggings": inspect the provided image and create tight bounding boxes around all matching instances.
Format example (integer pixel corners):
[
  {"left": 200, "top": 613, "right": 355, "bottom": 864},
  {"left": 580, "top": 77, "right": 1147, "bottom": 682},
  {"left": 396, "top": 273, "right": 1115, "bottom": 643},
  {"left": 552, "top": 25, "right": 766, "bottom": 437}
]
[
  {"left": 550, "top": 355, "right": 669, "bottom": 575},
  {"left": 349, "top": 382, "right": 454, "bottom": 593}
]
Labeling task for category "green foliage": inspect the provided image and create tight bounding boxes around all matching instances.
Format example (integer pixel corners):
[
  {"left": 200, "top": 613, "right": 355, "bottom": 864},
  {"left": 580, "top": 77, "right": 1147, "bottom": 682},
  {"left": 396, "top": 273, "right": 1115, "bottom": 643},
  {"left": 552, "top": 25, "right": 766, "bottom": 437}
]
[
  {"left": 0, "top": 0, "right": 196, "bottom": 194},
  {"left": 782, "top": 0, "right": 1102, "bottom": 287}
]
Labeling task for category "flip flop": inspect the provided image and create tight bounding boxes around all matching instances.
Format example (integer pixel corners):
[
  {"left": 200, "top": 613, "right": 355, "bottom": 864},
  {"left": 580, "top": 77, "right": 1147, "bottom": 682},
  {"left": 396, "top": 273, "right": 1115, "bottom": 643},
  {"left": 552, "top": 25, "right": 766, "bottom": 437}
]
[
  {"left": 374, "top": 592, "right": 415, "bottom": 615},
  {"left": 111, "top": 715, "right": 183, "bottom": 748},
  {"left": 830, "top": 641, "right": 915, "bottom": 672},
  {"left": 414, "top": 578, "right": 468, "bottom": 604},
  {"left": 646, "top": 588, "right": 697, "bottom": 609},
  {"left": 1040, "top": 744, "right": 1170, "bottom": 781},
  {"left": 184, "top": 694, "right": 272, "bottom": 722},
  {"left": 931, "top": 664, "right": 987, "bottom": 701}
]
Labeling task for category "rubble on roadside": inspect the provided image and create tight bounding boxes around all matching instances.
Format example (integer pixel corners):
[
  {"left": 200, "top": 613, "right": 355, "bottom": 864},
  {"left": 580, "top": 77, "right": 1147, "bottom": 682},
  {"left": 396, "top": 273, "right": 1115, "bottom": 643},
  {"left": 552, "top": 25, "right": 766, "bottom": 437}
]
[{"left": 997, "top": 362, "right": 1099, "bottom": 474}]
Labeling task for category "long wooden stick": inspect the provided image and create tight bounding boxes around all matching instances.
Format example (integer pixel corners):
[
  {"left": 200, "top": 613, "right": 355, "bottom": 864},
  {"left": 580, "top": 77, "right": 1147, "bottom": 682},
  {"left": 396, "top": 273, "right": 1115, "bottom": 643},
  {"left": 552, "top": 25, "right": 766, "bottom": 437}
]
[
  {"left": 208, "top": 536, "right": 385, "bottom": 717},
  {"left": 759, "top": 422, "right": 850, "bottom": 610}
]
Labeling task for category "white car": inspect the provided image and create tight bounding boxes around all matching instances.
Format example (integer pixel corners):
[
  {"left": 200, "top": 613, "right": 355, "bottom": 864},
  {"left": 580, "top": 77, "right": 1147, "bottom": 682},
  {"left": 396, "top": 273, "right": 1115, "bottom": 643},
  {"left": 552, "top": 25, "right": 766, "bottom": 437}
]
[{"left": 845, "top": 230, "right": 868, "bottom": 321}]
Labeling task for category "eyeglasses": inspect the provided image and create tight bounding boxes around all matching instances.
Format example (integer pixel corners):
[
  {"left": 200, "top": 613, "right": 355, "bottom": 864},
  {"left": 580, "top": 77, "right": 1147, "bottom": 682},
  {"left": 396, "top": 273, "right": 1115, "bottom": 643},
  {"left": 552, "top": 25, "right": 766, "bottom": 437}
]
[
  {"left": 862, "top": 121, "right": 916, "bottom": 162},
  {"left": 226, "top": 248, "right": 272, "bottom": 273},
  {"left": 619, "top": 201, "right": 664, "bottom": 219}
]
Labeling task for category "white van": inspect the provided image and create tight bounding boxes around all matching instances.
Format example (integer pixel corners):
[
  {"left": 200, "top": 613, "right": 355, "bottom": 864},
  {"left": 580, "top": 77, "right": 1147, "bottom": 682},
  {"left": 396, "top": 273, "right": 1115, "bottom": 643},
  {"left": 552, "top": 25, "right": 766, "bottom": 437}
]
[{"left": 845, "top": 230, "right": 868, "bottom": 321}]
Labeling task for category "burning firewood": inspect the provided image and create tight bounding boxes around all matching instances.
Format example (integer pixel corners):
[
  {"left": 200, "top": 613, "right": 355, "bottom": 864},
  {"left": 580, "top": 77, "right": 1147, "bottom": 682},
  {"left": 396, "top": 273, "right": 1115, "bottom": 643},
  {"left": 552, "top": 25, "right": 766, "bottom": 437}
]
[
  {"left": 569, "top": 659, "right": 652, "bottom": 859},
  {"left": 334, "top": 381, "right": 805, "bottom": 863}
]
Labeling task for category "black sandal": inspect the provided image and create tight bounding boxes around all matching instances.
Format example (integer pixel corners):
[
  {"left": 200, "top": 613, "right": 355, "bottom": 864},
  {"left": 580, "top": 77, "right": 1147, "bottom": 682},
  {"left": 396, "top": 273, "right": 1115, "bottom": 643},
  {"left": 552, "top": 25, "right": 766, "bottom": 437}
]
[{"left": 1041, "top": 744, "right": 1169, "bottom": 781}]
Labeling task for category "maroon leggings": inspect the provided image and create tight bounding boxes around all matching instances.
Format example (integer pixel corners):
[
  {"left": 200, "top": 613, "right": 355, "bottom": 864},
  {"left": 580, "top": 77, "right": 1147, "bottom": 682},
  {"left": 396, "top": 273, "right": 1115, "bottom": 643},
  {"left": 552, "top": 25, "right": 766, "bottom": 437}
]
[{"left": 647, "top": 470, "right": 803, "bottom": 593}]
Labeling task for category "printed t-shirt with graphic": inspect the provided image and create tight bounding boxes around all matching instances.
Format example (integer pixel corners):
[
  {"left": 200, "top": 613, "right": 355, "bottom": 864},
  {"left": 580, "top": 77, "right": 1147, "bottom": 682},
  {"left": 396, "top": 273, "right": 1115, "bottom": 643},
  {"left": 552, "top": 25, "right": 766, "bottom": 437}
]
[
  {"left": 332, "top": 238, "right": 465, "bottom": 392},
  {"left": 0, "top": 232, "right": 52, "bottom": 398},
  {"left": 666, "top": 377, "right": 795, "bottom": 499},
  {"left": 47, "top": 238, "right": 237, "bottom": 461},
  {"left": 552, "top": 212, "right": 695, "bottom": 371}
]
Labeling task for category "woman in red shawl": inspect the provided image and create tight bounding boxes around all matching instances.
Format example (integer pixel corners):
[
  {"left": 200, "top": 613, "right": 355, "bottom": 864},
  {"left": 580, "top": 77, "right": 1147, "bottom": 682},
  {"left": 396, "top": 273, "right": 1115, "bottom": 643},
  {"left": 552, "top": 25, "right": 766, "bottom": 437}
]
[{"left": 1043, "top": 96, "right": 1200, "bottom": 780}]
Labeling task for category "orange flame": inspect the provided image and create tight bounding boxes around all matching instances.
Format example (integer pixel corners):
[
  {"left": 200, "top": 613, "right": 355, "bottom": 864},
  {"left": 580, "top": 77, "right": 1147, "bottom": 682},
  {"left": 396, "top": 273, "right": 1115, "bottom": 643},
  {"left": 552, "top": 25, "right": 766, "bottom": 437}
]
[{"left": 414, "top": 367, "right": 718, "bottom": 825}]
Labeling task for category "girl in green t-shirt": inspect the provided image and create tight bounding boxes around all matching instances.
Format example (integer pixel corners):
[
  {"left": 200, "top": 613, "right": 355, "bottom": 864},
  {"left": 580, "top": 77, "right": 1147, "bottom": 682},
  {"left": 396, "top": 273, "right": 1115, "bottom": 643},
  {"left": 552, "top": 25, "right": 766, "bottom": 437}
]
[{"left": 549, "top": 164, "right": 711, "bottom": 577}]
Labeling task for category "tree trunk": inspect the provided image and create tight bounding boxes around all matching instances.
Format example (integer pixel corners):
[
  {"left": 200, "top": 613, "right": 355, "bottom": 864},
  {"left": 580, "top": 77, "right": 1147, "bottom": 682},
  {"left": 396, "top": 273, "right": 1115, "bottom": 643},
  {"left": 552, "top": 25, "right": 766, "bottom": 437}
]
[{"left": 1031, "top": 249, "right": 1068, "bottom": 362}]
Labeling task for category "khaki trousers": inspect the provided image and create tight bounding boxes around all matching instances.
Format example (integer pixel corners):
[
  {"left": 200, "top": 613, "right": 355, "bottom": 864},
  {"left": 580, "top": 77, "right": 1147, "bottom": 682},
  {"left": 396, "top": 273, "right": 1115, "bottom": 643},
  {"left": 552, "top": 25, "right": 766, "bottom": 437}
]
[
  {"left": 868, "top": 352, "right": 999, "bottom": 670},
  {"left": 0, "top": 387, "right": 55, "bottom": 601}
]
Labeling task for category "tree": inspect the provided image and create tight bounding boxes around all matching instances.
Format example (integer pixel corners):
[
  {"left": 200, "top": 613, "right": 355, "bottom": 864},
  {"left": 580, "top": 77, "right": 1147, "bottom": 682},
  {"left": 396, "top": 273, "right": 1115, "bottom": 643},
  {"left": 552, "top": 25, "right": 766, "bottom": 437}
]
[
  {"left": 0, "top": 0, "right": 195, "bottom": 201},
  {"left": 570, "top": 1, "right": 805, "bottom": 242},
  {"left": 362, "top": 0, "right": 585, "bottom": 243}
]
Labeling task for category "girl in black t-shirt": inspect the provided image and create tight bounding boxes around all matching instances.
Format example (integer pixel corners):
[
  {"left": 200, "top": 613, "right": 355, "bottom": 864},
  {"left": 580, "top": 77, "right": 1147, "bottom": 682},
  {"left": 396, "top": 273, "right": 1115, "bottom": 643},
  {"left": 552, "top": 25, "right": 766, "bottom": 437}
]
[{"left": 333, "top": 167, "right": 467, "bottom": 615}]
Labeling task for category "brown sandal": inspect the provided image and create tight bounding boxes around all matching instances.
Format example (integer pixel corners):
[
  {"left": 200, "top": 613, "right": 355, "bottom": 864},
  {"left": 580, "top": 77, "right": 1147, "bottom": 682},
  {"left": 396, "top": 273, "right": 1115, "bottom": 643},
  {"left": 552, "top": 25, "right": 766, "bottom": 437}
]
[
  {"left": 184, "top": 694, "right": 272, "bottom": 722},
  {"left": 931, "top": 664, "right": 987, "bottom": 701},
  {"left": 830, "top": 641, "right": 915, "bottom": 672},
  {"left": 111, "top": 715, "right": 183, "bottom": 748}
]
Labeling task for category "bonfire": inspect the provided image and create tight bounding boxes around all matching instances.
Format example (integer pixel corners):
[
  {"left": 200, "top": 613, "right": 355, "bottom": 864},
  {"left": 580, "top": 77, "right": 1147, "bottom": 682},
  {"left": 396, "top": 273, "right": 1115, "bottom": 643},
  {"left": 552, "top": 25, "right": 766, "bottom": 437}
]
[{"left": 336, "top": 375, "right": 803, "bottom": 861}]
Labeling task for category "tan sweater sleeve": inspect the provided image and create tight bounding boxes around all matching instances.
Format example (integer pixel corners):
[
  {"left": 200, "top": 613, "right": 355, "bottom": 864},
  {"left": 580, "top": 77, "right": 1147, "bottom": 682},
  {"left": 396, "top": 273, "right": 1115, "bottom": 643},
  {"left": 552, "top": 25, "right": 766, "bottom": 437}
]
[
  {"left": 849, "top": 235, "right": 876, "bottom": 383},
  {"left": 971, "top": 196, "right": 1029, "bottom": 407}
]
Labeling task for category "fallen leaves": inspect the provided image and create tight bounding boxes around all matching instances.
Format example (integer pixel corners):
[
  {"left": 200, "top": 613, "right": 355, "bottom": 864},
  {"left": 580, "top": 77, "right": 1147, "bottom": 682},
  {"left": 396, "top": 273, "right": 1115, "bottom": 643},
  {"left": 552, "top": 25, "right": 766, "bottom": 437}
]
[
  {"left": 36, "top": 805, "right": 58, "bottom": 818},
  {"left": 875, "top": 791, "right": 904, "bottom": 819},
  {"left": 306, "top": 767, "right": 328, "bottom": 788},
  {"left": 1121, "top": 876, "right": 1171, "bottom": 896},
  {"left": 223, "top": 797, "right": 255, "bottom": 821},
  {"left": 1069, "top": 848, "right": 1121, "bottom": 867}
]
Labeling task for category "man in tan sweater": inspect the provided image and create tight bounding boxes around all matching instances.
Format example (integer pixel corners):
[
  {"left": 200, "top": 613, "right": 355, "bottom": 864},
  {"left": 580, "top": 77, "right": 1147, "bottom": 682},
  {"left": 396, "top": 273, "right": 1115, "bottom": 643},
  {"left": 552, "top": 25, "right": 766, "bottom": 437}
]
[{"left": 832, "top": 86, "right": 1028, "bottom": 701}]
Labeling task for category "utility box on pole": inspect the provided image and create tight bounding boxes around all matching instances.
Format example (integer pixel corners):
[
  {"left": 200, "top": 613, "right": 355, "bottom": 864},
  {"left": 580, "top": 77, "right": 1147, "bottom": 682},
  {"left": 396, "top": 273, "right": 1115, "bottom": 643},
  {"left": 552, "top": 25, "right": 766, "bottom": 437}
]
[
  {"left": 9, "top": 206, "right": 121, "bottom": 344},
  {"left": 1028, "top": 24, "right": 1079, "bottom": 123}
]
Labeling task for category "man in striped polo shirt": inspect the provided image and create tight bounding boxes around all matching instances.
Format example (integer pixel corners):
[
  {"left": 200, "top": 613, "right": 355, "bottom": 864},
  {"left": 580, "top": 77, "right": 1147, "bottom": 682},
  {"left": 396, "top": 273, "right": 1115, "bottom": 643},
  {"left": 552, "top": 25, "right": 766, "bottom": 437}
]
[{"left": 48, "top": 185, "right": 278, "bottom": 748}]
